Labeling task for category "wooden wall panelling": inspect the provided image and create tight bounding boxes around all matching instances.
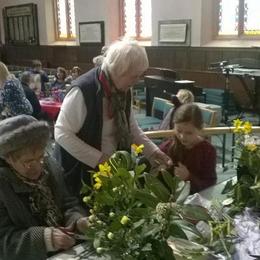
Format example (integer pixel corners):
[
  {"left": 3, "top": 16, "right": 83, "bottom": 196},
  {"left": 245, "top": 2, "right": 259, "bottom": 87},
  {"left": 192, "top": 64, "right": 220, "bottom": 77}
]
[{"left": 188, "top": 48, "right": 206, "bottom": 70}]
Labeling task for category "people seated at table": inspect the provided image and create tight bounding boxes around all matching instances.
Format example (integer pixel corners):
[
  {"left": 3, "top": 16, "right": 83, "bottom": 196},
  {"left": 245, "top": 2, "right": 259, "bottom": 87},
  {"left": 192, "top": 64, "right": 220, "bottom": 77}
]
[
  {"left": 51, "top": 67, "right": 67, "bottom": 90},
  {"left": 0, "top": 61, "right": 32, "bottom": 119},
  {"left": 55, "top": 40, "right": 172, "bottom": 197},
  {"left": 20, "top": 71, "right": 49, "bottom": 120},
  {"left": 160, "top": 103, "right": 217, "bottom": 193},
  {"left": 29, "top": 60, "right": 49, "bottom": 93},
  {"left": 65, "top": 66, "right": 82, "bottom": 84},
  {"left": 0, "top": 115, "right": 88, "bottom": 260},
  {"left": 160, "top": 89, "right": 194, "bottom": 130}
]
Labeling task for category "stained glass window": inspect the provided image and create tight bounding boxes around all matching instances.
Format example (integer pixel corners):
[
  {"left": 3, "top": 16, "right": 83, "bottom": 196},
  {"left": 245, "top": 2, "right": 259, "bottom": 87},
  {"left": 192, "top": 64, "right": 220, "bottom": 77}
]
[
  {"left": 244, "top": 0, "right": 260, "bottom": 35},
  {"left": 55, "top": 0, "right": 76, "bottom": 40},
  {"left": 120, "top": 0, "right": 151, "bottom": 40},
  {"left": 218, "top": 0, "right": 260, "bottom": 36}
]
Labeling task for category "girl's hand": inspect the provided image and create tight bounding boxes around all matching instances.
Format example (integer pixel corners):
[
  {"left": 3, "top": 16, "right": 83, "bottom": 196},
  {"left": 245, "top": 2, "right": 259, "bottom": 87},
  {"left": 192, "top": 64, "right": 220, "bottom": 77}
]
[
  {"left": 52, "top": 228, "right": 76, "bottom": 250},
  {"left": 174, "top": 162, "right": 190, "bottom": 181}
]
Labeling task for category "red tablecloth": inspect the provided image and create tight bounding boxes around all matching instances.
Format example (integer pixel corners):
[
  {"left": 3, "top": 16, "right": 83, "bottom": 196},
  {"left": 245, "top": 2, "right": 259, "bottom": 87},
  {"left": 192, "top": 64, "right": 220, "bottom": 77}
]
[{"left": 40, "top": 100, "right": 62, "bottom": 120}]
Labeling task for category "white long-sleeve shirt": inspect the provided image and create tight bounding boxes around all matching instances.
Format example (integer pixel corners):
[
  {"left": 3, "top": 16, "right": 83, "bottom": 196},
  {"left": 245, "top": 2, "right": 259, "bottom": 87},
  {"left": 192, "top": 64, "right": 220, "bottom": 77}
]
[{"left": 55, "top": 87, "right": 159, "bottom": 168}]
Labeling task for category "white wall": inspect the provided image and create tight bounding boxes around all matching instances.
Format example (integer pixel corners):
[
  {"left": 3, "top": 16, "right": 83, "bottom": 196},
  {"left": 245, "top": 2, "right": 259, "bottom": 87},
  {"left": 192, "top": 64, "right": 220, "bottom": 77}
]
[
  {"left": 152, "top": 0, "right": 203, "bottom": 46},
  {"left": 0, "top": 0, "right": 54, "bottom": 45},
  {"left": 0, "top": 0, "right": 211, "bottom": 46},
  {"left": 75, "top": 0, "right": 119, "bottom": 45}
]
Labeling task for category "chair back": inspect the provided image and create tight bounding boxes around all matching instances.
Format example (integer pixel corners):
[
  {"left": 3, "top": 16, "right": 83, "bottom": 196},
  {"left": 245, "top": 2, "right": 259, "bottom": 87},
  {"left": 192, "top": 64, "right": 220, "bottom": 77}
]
[
  {"left": 200, "top": 107, "right": 217, "bottom": 127},
  {"left": 163, "top": 102, "right": 174, "bottom": 119},
  {"left": 151, "top": 97, "right": 170, "bottom": 119}
]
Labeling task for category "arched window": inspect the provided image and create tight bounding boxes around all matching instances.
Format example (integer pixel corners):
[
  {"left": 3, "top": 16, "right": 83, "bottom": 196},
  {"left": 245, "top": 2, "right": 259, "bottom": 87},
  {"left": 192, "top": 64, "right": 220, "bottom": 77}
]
[
  {"left": 120, "top": 0, "right": 152, "bottom": 40},
  {"left": 218, "top": 0, "right": 260, "bottom": 36},
  {"left": 54, "top": 0, "right": 76, "bottom": 40}
]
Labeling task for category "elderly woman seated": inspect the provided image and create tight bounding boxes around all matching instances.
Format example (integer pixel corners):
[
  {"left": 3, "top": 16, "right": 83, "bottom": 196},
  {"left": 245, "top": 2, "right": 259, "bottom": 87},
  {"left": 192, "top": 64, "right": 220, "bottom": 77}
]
[{"left": 0, "top": 115, "right": 88, "bottom": 260}]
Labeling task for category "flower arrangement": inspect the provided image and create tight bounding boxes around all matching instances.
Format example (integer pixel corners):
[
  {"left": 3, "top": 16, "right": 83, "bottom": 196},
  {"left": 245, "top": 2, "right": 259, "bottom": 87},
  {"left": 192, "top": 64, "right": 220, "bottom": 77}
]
[
  {"left": 81, "top": 144, "right": 235, "bottom": 259},
  {"left": 223, "top": 119, "right": 260, "bottom": 214}
]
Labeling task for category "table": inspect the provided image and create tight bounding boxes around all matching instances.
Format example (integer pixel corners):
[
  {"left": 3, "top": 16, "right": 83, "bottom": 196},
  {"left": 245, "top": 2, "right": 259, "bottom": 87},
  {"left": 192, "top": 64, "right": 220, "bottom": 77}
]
[{"left": 40, "top": 99, "right": 62, "bottom": 120}]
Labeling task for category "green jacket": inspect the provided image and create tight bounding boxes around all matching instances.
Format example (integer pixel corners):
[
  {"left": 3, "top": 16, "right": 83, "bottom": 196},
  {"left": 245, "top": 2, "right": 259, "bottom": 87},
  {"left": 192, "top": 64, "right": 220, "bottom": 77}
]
[{"left": 0, "top": 157, "right": 86, "bottom": 260}]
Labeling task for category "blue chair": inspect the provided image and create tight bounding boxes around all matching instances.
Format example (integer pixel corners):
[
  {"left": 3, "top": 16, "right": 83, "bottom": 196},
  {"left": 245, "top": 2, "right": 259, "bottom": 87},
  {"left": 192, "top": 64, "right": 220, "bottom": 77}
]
[{"left": 135, "top": 97, "right": 170, "bottom": 130}]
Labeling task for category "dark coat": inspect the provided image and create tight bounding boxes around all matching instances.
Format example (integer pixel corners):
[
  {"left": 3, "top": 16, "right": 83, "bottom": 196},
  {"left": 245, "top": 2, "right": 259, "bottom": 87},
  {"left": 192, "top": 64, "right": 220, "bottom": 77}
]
[{"left": 0, "top": 157, "right": 85, "bottom": 260}]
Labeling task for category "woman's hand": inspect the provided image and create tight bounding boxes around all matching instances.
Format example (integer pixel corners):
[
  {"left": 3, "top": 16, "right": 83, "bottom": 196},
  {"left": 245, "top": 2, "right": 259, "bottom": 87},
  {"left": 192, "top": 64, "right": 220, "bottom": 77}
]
[
  {"left": 76, "top": 217, "right": 89, "bottom": 233},
  {"left": 174, "top": 162, "right": 190, "bottom": 181},
  {"left": 52, "top": 228, "right": 76, "bottom": 250}
]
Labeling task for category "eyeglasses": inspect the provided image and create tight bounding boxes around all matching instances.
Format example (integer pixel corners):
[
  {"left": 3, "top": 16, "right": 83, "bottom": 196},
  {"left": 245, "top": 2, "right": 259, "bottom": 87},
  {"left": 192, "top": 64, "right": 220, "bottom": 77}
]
[{"left": 21, "top": 154, "right": 45, "bottom": 169}]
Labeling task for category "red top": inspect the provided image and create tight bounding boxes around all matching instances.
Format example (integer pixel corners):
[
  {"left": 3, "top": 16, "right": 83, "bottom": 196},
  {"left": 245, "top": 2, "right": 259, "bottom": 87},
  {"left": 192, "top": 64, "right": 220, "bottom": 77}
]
[{"left": 160, "top": 138, "right": 217, "bottom": 193}]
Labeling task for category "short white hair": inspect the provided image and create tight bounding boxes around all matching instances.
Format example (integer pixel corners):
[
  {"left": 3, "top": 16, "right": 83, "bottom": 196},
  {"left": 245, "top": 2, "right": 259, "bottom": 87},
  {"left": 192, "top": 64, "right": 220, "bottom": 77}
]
[{"left": 101, "top": 40, "right": 149, "bottom": 77}]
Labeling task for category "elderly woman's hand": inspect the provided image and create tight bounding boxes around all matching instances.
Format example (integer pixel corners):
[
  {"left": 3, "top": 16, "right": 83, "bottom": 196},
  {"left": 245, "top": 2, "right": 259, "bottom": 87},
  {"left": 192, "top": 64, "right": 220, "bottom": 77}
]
[
  {"left": 52, "top": 228, "right": 76, "bottom": 250},
  {"left": 76, "top": 217, "right": 89, "bottom": 233},
  {"left": 150, "top": 149, "right": 173, "bottom": 169}
]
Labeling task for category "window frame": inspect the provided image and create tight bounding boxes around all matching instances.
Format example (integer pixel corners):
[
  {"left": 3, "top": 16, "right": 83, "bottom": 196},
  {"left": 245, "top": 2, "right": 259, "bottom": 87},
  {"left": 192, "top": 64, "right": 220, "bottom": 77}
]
[
  {"left": 119, "top": 0, "right": 151, "bottom": 41},
  {"left": 216, "top": 0, "right": 260, "bottom": 40},
  {"left": 53, "top": 0, "right": 76, "bottom": 41}
]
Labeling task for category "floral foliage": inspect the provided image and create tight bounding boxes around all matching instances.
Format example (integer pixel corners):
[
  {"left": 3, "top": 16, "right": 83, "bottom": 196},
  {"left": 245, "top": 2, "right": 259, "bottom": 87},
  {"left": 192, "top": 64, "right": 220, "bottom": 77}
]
[
  {"left": 81, "top": 145, "right": 233, "bottom": 259},
  {"left": 223, "top": 119, "right": 260, "bottom": 213}
]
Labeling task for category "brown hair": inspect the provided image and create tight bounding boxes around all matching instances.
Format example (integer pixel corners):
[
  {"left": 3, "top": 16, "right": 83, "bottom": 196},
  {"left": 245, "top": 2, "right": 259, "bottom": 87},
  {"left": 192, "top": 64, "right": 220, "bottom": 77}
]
[
  {"left": 173, "top": 103, "right": 203, "bottom": 130},
  {"left": 71, "top": 66, "right": 81, "bottom": 74},
  {"left": 57, "top": 67, "right": 67, "bottom": 80},
  {"left": 168, "top": 104, "right": 203, "bottom": 165}
]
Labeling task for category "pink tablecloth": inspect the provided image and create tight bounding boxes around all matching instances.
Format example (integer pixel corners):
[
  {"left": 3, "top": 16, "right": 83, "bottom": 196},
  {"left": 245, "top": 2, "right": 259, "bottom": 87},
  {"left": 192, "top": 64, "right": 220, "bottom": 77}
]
[{"left": 40, "top": 100, "right": 62, "bottom": 120}]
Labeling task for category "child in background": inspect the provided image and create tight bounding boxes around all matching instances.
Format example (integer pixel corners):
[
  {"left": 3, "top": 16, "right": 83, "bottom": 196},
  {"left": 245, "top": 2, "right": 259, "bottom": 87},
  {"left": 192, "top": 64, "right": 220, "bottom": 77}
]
[
  {"left": 159, "top": 89, "right": 194, "bottom": 130},
  {"left": 51, "top": 67, "right": 67, "bottom": 89},
  {"left": 161, "top": 103, "right": 217, "bottom": 193},
  {"left": 65, "top": 66, "right": 81, "bottom": 84}
]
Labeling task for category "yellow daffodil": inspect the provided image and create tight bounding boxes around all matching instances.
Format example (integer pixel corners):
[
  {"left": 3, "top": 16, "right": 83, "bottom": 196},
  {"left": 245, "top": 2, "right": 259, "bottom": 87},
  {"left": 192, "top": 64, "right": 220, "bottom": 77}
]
[
  {"left": 131, "top": 144, "right": 144, "bottom": 155},
  {"left": 96, "top": 162, "right": 112, "bottom": 177},
  {"left": 246, "top": 144, "right": 257, "bottom": 152},
  {"left": 243, "top": 121, "right": 252, "bottom": 134},
  {"left": 233, "top": 118, "right": 242, "bottom": 128},
  {"left": 120, "top": 215, "right": 130, "bottom": 225},
  {"left": 233, "top": 119, "right": 243, "bottom": 133},
  {"left": 94, "top": 177, "right": 102, "bottom": 190}
]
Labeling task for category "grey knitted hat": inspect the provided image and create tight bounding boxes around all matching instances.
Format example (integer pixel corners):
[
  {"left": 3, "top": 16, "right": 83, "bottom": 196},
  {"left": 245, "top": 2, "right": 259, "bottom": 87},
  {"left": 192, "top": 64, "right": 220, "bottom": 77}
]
[{"left": 0, "top": 115, "right": 50, "bottom": 157}]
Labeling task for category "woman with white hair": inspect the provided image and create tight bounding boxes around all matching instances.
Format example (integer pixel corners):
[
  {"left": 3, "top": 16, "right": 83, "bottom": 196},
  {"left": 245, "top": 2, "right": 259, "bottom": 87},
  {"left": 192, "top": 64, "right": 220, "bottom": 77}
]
[
  {"left": 55, "top": 40, "right": 173, "bottom": 196},
  {"left": 0, "top": 61, "right": 32, "bottom": 118}
]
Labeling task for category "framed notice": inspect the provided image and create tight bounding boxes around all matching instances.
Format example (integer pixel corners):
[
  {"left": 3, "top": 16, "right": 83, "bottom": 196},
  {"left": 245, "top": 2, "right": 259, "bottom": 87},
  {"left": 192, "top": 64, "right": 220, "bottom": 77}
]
[
  {"left": 158, "top": 19, "right": 191, "bottom": 46},
  {"left": 3, "top": 3, "right": 39, "bottom": 45},
  {"left": 79, "top": 21, "right": 105, "bottom": 45}
]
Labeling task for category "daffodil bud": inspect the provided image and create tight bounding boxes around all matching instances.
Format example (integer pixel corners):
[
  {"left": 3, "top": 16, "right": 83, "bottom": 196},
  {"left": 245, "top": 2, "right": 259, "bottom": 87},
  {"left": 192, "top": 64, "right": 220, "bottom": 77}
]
[
  {"left": 107, "top": 232, "right": 114, "bottom": 240},
  {"left": 96, "top": 247, "right": 104, "bottom": 254},
  {"left": 82, "top": 196, "right": 91, "bottom": 203},
  {"left": 120, "top": 215, "right": 130, "bottom": 225},
  {"left": 109, "top": 212, "right": 115, "bottom": 217}
]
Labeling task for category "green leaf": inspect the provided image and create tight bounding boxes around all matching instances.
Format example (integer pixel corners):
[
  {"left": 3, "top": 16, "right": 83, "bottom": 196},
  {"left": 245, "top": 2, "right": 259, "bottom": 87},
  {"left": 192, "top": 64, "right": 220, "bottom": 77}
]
[
  {"left": 161, "top": 170, "right": 177, "bottom": 193},
  {"left": 175, "top": 182, "right": 190, "bottom": 203},
  {"left": 168, "top": 223, "right": 188, "bottom": 239},
  {"left": 145, "top": 175, "right": 170, "bottom": 202},
  {"left": 133, "top": 219, "right": 146, "bottom": 229},
  {"left": 134, "top": 190, "right": 159, "bottom": 208},
  {"left": 222, "top": 180, "right": 234, "bottom": 194},
  {"left": 181, "top": 205, "right": 212, "bottom": 222},
  {"left": 134, "top": 163, "right": 147, "bottom": 176}
]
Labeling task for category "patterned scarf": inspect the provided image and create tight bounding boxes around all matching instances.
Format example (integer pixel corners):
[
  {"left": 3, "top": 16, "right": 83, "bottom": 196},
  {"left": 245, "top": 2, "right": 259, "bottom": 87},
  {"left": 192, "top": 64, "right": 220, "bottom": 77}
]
[
  {"left": 99, "top": 71, "right": 132, "bottom": 151},
  {"left": 14, "top": 168, "right": 63, "bottom": 227}
]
